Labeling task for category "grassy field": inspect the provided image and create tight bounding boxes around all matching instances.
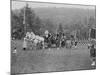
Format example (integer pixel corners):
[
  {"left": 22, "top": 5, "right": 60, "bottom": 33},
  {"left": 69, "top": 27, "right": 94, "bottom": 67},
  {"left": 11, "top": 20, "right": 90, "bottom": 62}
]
[{"left": 11, "top": 40, "right": 96, "bottom": 74}]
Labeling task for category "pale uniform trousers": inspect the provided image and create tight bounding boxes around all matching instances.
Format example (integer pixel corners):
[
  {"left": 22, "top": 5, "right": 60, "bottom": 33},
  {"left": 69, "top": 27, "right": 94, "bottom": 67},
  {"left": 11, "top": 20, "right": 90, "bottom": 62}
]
[{"left": 23, "top": 38, "right": 27, "bottom": 49}]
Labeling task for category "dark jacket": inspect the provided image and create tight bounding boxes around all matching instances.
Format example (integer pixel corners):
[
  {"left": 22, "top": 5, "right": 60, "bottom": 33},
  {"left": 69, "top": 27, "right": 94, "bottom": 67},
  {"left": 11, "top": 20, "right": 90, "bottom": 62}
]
[{"left": 90, "top": 47, "right": 96, "bottom": 57}]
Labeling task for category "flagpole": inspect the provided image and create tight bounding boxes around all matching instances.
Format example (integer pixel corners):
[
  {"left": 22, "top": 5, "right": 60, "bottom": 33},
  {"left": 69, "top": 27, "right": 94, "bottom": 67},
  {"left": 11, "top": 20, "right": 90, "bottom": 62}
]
[{"left": 23, "top": 4, "right": 26, "bottom": 36}]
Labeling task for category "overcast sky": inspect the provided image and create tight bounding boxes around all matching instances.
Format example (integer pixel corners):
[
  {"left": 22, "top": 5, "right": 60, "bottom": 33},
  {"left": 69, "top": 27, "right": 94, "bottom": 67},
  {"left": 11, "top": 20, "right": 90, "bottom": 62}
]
[{"left": 11, "top": 1, "right": 95, "bottom": 10}]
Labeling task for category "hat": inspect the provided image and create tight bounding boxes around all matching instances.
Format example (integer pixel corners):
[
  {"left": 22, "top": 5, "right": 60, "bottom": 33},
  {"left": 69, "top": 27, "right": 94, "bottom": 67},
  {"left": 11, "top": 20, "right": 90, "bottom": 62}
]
[{"left": 45, "top": 30, "right": 49, "bottom": 34}]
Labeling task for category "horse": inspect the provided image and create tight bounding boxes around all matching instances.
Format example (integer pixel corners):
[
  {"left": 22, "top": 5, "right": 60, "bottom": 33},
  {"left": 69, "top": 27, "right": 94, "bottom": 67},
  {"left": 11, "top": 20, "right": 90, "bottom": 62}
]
[
  {"left": 34, "top": 35, "right": 45, "bottom": 49},
  {"left": 48, "top": 33, "right": 57, "bottom": 48},
  {"left": 23, "top": 32, "right": 45, "bottom": 50}
]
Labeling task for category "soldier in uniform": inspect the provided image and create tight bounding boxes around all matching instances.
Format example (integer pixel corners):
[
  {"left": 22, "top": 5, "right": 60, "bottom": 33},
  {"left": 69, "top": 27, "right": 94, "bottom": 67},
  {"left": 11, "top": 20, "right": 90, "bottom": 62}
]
[
  {"left": 61, "top": 33, "right": 66, "bottom": 47},
  {"left": 44, "top": 30, "right": 51, "bottom": 48},
  {"left": 56, "top": 32, "right": 61, "bottom": 49},
  {"left": 90, "top": 44, "right": 96, "bottom": 66}
]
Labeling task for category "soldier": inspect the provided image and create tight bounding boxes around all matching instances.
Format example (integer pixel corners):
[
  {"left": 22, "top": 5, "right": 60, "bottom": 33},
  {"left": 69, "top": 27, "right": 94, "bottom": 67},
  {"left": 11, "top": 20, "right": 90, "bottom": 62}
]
[
  {"left": 56, "top": 32, "right": 61, "bottom": 49},
  {"left": 90, "top": 44, "right": 96, "bottom": 66},
  {"left": 74, "top": 40, "right": 78, "bottom": 48},
  {"left": 61, "top": 33, "right": 66, "bottom": 47},
  {"left": 44, "top": 30, "right": 51, "bottom": 48},
  {"left": 12, "top": 39, "right": 17, "bottom": 54}
]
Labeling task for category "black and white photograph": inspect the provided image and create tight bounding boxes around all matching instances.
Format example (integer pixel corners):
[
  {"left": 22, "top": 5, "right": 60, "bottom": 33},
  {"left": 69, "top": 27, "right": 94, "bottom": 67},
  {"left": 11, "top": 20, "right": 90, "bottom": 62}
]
[{"left": 11, "top": 0, "right": 96, "bottom": 74}]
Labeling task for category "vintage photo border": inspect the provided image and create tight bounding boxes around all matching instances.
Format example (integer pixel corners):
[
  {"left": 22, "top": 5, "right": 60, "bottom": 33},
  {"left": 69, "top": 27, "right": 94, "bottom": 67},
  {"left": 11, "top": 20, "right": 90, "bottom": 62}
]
[{"left": 10, "top": 0, "right": 96, "bottom": 74}]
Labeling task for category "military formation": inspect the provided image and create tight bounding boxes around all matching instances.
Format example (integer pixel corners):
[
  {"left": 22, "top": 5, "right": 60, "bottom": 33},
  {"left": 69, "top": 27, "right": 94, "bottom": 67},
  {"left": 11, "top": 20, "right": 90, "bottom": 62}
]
[{"left": 22, "top": 30, "right": 77, "bottom": 50}]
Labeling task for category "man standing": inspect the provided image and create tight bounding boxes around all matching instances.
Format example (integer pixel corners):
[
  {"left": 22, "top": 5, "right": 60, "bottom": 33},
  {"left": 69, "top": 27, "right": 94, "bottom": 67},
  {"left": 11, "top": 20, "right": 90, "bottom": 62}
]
[
  {"left": 44, "top": 30, "right": 51, "bottom": 48},
  {"left": 90, "top": 44, "right": 96, "bottom": 66}
]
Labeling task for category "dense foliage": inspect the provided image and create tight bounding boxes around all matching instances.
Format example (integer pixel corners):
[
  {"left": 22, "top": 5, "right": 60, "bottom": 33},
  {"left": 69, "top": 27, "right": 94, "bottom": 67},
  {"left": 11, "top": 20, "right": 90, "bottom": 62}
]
[{"left": 11, "top": 5, "right": 96, "bottom": 40}]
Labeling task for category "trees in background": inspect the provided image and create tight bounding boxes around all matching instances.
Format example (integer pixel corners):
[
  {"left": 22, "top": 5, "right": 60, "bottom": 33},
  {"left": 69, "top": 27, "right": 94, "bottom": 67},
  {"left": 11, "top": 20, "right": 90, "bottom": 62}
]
[
  {"left": 11, "top": 4, "right": 42, "bottom": 39},
  {"left": 64, "top": 16, "right": 96, "bottom": 40},
  {"left": 11, "top": 4, "right": 96, "bottom": 40},
  {"left": 22, "top": 4, "right": 42, "bottom": 35},
  {"left": 57, "top": 23, "right": 63, "bottom": 33},
  {"left": 76, "top": 16, "right": 96, "bottom": 40},
  {"left": 11, "top": 4, "right": 57, "bottom": 39},
  {"left": 11, "top": 11, "right": 24, "bottom": 39},
  {"left": 41, "top": 19, "right": 56, "bottom": 34}
]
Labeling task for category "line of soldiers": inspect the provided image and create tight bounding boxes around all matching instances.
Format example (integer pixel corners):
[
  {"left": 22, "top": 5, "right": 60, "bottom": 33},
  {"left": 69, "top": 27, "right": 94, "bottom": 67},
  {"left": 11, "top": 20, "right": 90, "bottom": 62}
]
[{"left": 43, "top": 30, "right": 75, "bottom": 49}]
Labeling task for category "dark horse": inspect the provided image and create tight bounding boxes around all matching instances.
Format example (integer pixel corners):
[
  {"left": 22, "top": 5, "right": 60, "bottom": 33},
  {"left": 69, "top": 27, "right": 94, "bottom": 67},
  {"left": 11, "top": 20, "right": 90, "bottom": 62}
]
[
  {"left": 43, "top": 32, "right": 67, "bottom": 48},
  {"left": 49, "top": 33, "right": 66, "bottom": 48},
  {"left": 43, "top": 33, "right": 60, "bottom": 48}
]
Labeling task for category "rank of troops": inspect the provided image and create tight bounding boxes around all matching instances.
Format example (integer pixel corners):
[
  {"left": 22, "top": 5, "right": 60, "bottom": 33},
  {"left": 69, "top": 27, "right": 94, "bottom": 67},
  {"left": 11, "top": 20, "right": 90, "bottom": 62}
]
[{"left": 22, "top": 30, "right": 76, "bottom": 50}]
